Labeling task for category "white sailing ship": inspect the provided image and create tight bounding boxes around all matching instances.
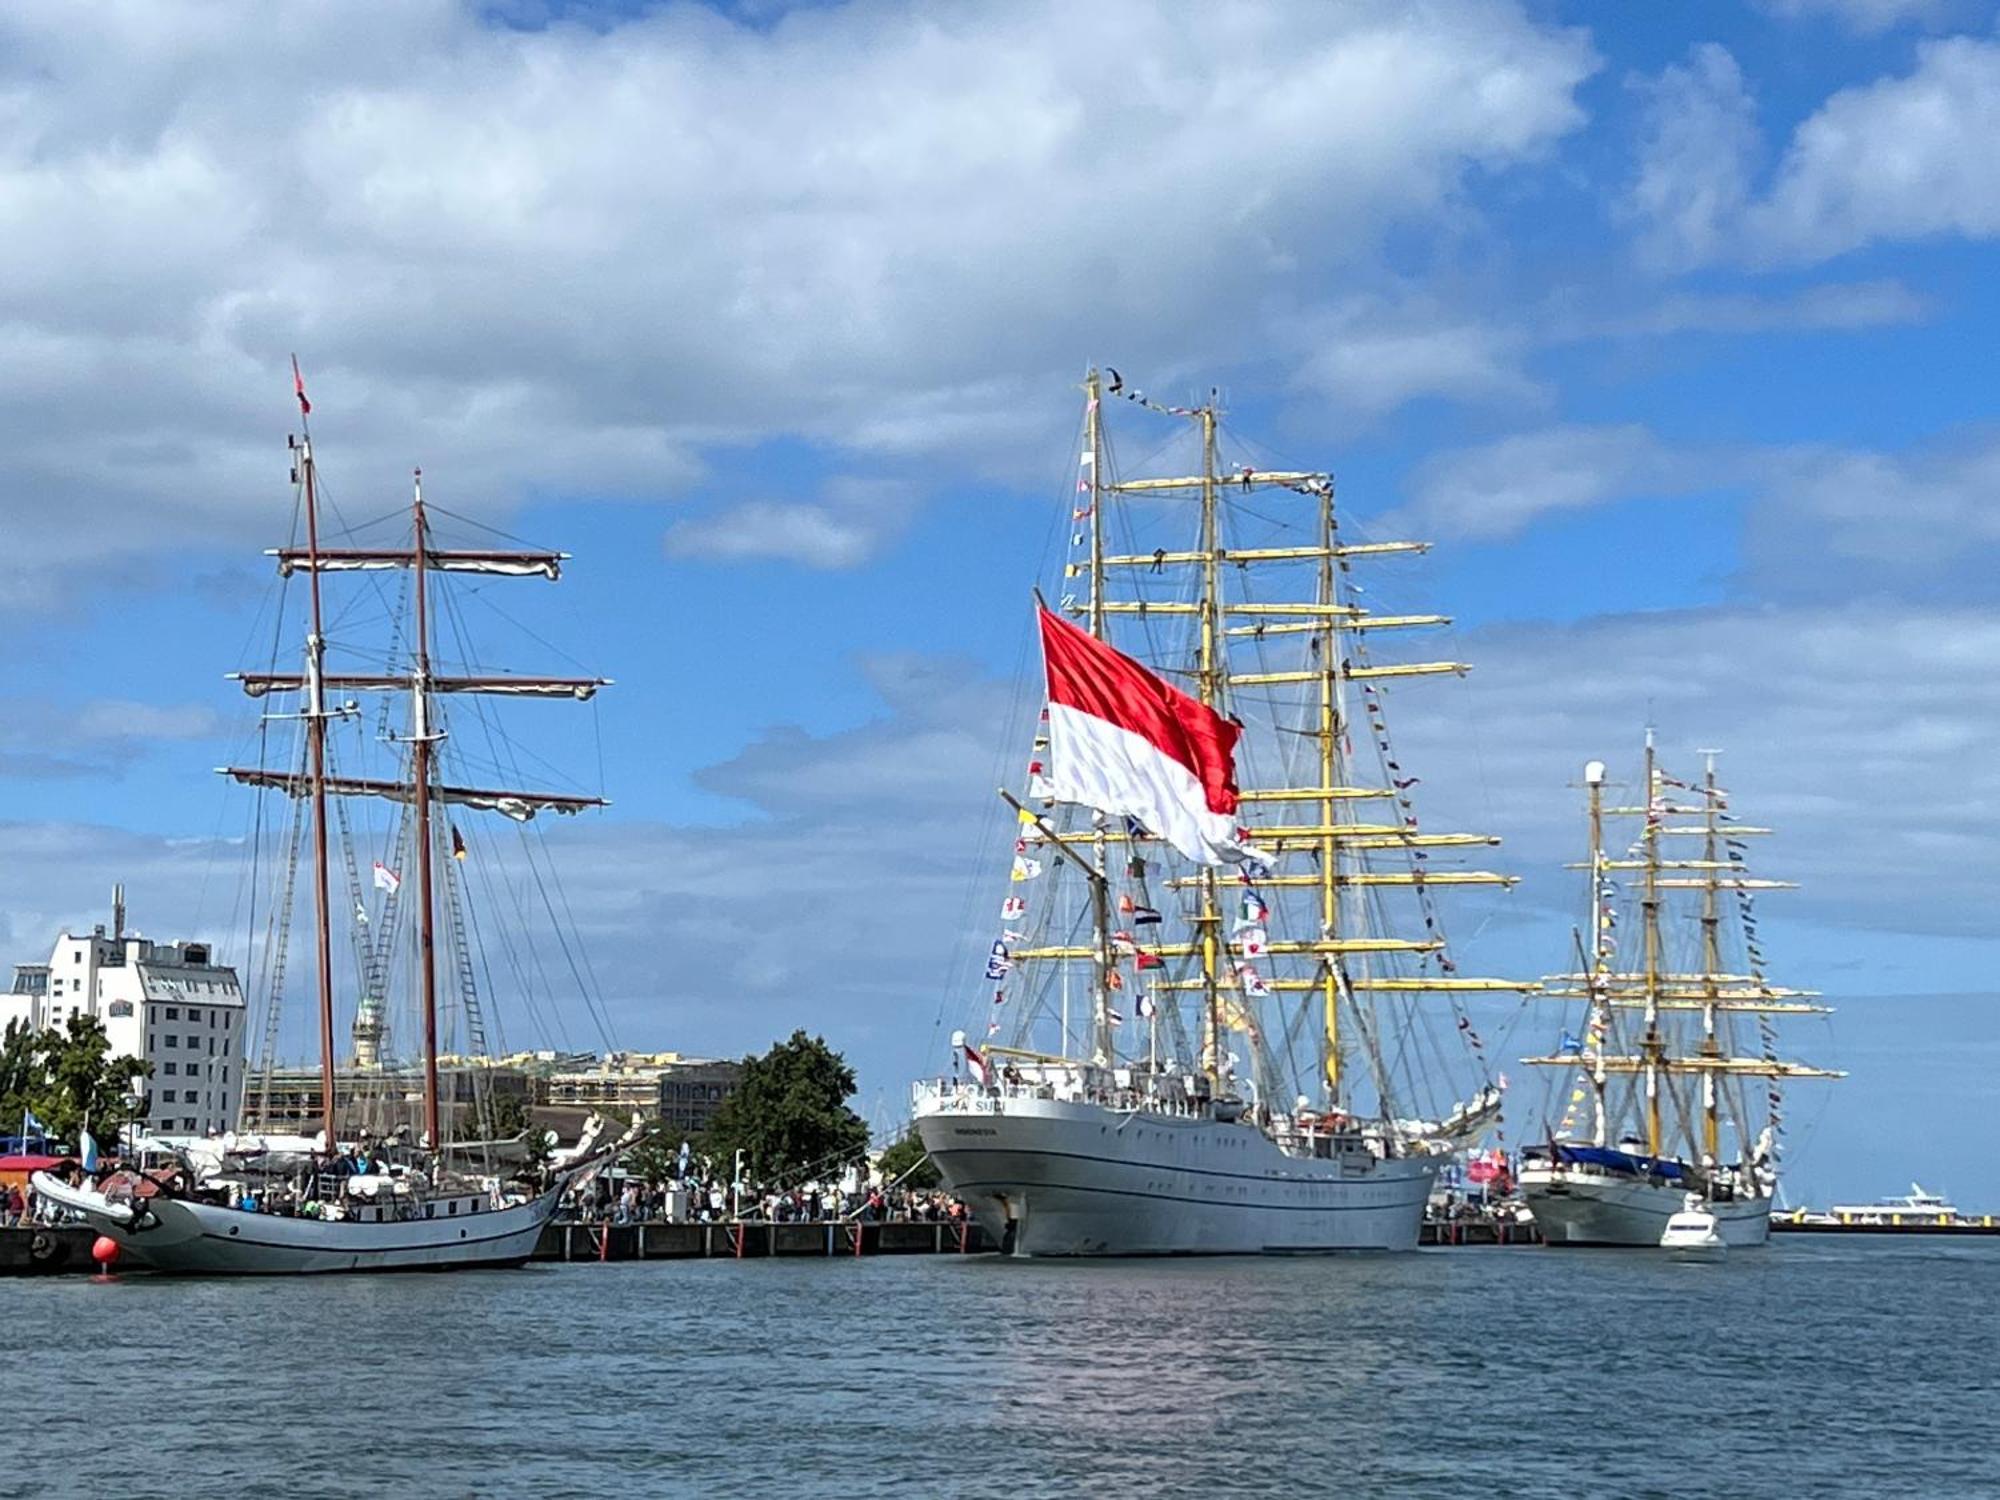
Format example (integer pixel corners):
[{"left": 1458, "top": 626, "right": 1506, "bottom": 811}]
[
  {"left": 37, "top": 369, "right": 627, "bottom": 1272},
  {"left": 1518, "top": 742, "right": 1842, "bottom": 1248},
  {"left": 914, "top": 370, "right": 1527, "bottom": 1257}
]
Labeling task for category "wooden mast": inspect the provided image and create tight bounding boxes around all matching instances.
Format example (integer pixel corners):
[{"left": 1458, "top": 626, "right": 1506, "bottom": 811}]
[
  {"left": 298, "top": 409, "right": 340, "bottom": 1156},
  {"left": 410, "top": 472, "right": 443, "bottom": 1154}
]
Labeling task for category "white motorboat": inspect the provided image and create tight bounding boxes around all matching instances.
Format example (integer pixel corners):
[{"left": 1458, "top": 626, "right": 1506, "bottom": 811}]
[{"left": 1660, "top": 1192, "right": 1727, "bottom": 1262}]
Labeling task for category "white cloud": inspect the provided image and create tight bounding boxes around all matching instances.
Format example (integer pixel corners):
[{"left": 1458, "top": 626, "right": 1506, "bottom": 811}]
[
  {"left": 1744, "top": 428, "right": 2000, "bottom": 591},
  {"left": 663, "top": 476, "right": 921, "bottom": 569},
  {"left": 1759, "top": 0, "right": 1951, "bottom": 35},
  {"left": 1751, "top": 37, "right": 2000, "bottom": 262},
  {"left": 1581, "top": 278, "right": 1930, "bottom": 337},
  {"left": 1292, "top": 305, "right": 1543, "bottom": 415},
  {"left": 1626, "top": 37, "right": 2000, "bottom": 267},
  {"left": 0, "top": 696, "right": 222, "bottom": 777},
  {"left": 1391, "top": 603, "right": 2000, "bottom": 941},
  {"left": 664, "top": 502, "right": 874, "bottom": 569},
  {"left": 1623, "top": 43, "right": 1761, "bottom": 271},
  {"left": 0, "top": 0, "right": 1597, "bottom": 600},
  {"left": 1395, "top": 423, "right": 1682, "bottom": 538}
]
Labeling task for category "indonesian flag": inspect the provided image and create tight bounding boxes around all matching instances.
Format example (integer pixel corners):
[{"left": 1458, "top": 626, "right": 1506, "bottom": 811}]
[
  {"left": 371, "top": 861, "right": 401, "bottom": 894},
  {"left": 965, "top": 1042, "right": 989, "bottom": 1085},
  {"left": 1037, "top": 607, "right": 1260, "bottom": 867}
]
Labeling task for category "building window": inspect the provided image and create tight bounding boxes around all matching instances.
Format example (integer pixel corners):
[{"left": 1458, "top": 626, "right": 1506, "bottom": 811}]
[
  {"left": 164, "top": 1035, "right": 177, "bottom": 1048},
  {"left": 188, "top": 1008, "right": 202, "bottom": 1023},
  {"left": 161, "top": 1090, "right": 175, "bottom": 1104},
  {"left": 182, "top": 1119, "right": 194, "bottom": 1131},
  {"left": 220, "top": 1066, "right": 228, "bottom": 1085},
  {"left": 165, "top": 1007, "right": 179, "bottom": 1021},
  {"left": 164, "top": 1062, "right": 177, "bottom": 1075}
]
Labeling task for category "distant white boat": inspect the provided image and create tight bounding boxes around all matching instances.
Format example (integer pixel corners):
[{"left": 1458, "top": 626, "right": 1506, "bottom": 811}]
[{"left": 1828, "top": 1184, "right": 1960, "bottom": 1224}]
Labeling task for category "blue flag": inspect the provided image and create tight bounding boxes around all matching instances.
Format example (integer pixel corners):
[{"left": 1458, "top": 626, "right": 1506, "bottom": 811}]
[
  {"left": 80, "top": 1130, "right": 100, "bottom": 1174},
  {"left": 1560, "top": 1031, "right": 1585, "bottom": 1054}
]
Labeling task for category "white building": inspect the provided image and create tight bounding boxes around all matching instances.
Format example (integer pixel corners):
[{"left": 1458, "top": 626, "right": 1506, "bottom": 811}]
[{"left": 1, "top": 890, "right": 247, "bottom": 1138}]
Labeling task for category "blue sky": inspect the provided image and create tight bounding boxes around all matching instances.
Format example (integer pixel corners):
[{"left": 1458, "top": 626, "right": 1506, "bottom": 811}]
[{"left": 1, "top": 0, "right": 1995, "bottom": 1203}]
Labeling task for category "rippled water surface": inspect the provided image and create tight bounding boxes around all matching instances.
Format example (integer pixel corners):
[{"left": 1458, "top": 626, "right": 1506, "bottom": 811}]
[{"left": 12, "top": 1236, "right": 1997, "bottom": 1498}]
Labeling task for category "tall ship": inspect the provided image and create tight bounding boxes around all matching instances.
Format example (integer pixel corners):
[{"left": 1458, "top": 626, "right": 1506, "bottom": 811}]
[
  {"left": 38, "top": 367, "right": 629, "bottom": 1272},
  {"left": 1517, "top": 740, "right": 1842, "bottom": 1247},
  {"left": 913, "top": 369, "right": 1529, "bottom": 1256}
]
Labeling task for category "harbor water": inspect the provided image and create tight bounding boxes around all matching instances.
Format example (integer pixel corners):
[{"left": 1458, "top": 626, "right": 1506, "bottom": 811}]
[{"left": 11, "top": 1235, "right": 1996, "bottom": 1498}]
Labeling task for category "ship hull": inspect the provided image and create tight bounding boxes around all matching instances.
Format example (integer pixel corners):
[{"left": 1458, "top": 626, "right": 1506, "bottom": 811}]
[
  {"left": 915, "top": 1095, "right": 1436, "bottom": 1256},
  {"left": 1521, "top": 1168, "right": 1771, "bottom": 1247},
  {"left": 32, "top": 1173, "right": 557, "bottom": 1274}
]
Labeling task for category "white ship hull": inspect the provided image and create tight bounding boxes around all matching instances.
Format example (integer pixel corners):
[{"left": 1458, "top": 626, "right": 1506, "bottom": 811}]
[
  {"left": 915, "top": 1093, "right": 1437, "bottom": 1256},
  {"left": 32, "top": 1172, "right": 558, "bottom": 1274},
  {"left": 1521, "top": 1168, "right": 1771, "bottom": 1247}
]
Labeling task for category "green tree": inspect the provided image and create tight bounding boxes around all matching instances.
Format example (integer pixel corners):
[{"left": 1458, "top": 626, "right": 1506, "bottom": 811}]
[
  {"left": 29, "top": 1014, "right": 148, "bottom": 1155},
  {"left": 876, "top": 1126, "right": 940, "bottom": 1190},
  {"left": 703, "top": 1030, "right": 870, "bottom": 1186},
  {"left": 0, "top": 1019, "right": 43, "bottom": 1136}
]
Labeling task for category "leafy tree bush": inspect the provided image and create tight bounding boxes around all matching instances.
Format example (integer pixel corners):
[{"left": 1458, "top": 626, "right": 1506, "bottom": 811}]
[{"left": 702, "top": 1030, "right": 869, "bottom": 1185}]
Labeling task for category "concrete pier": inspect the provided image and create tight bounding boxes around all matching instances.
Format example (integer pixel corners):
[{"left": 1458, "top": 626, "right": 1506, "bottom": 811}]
[{"left": 534, "top": 1219, "right": 996, "bottom": 1261}]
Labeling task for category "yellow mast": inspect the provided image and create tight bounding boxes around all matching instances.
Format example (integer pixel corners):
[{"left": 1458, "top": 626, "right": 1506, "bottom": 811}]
[
  {"left": 1641, "top": 730, "right": 1665, "bottom": 1157},
  {"left": 1584, "top": 759, "right": 1610, "bottom": 1147},
  {"left": 1083, "top": 371, "right": 1114, "bottom": 1064},
  {"left": 1698, "top": 751, "right": 1724, "bottom": 1165},
  {"left": 1316, "top": 483, "right": 1342, "bottom": 1107},
  {"left": 1196, "top": 402, "right": 1222, "bottom": 1083}
]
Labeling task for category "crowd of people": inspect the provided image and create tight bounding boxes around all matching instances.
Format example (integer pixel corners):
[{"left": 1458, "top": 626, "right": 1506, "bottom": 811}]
[{"left": 564, "top": 1173, "right": 968, "bottom": 1227}]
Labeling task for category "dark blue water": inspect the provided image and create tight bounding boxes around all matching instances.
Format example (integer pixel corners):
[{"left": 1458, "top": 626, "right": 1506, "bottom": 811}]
[{"left": 10, "top": 1237, "right": 1996, "bottom": 1499}]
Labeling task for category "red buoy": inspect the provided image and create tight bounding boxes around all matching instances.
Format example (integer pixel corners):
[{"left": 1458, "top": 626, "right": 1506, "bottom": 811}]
[{"left": 91, "top": 1235, "right": 120, "bottom": 1267}]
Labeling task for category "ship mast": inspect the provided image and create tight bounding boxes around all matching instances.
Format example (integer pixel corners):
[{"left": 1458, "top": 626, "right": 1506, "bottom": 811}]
[
  {"left": 1084, "top": 372, "right": 1114, "bottom": 1066},
  {"left": 1641, "top": 729, "right": 1665, "bottom": 1157},
  {"left": 296, "top": 412, "right": 340, "bottom": 1156},
  {"left": 1698, "top": 750, "right": 1724, "bottom": 1166},
  {"left": 1196, "top": 401, "right": 1222, "bottom": 1084},
  {"left": 410, "top": 473, "right": 443, "bottom": 1152},
  {"left": 1315, "top": 486, "right": 1341, "bottom": 1109},
  {"left": 1584, "top": 759, "right": 1609, "bottom": 1147}
]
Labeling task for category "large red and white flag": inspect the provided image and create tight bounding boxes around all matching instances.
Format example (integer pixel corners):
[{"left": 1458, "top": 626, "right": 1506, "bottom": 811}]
[{"left": 1037, "top": 606, "right": 1260, "bottom": 867}]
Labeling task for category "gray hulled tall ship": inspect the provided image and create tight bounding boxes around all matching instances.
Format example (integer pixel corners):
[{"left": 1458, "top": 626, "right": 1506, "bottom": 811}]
[
  {"left": 914, "top": 369, "right": 1528, "bottom": 1257},
  {"left": 1518, "top": 739, "right": 1842, "bottom": 1247}
]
